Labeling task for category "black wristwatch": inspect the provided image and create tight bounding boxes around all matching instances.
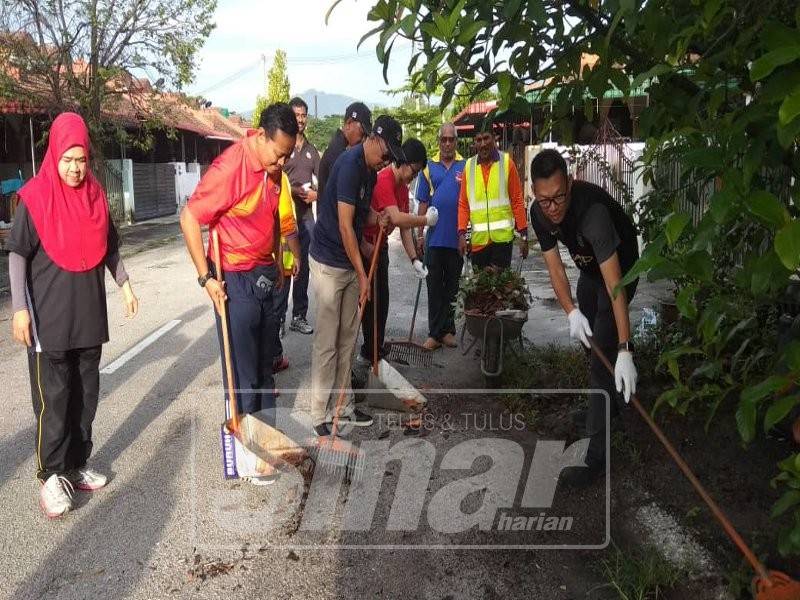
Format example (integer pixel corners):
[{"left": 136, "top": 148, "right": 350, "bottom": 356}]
[
  {"left": 618, "top": 340, "right": 635, "bottom": 353},
  {"left": 197, "top": 271, "right": 213, "bottom": 288}
]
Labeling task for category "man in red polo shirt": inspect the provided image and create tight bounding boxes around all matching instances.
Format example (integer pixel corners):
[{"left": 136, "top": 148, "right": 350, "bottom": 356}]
[
  {"left": 180, "top": 103, "right": 298, "bottom": 428},
  {"left": 358, "top": 138, "right": 438, "bottom": 363}
]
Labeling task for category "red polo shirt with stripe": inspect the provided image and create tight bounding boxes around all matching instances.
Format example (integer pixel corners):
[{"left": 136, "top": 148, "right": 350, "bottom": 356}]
[{"left": 187, "top": 131, "right": 297, "bottom": 271}]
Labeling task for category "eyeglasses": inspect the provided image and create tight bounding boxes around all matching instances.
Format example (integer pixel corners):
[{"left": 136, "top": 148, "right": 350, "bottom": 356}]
[
  {"left": 439, "top": 136, "right": 456, "bottom": 143},
  {"left": 535, "top": 193, "right": 568, "bottom": 210}
]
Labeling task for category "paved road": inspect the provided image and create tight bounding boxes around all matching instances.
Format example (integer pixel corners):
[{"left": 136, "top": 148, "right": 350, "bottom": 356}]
[{"left": 0, "top": 230, "right": 664, "bottom": 599}]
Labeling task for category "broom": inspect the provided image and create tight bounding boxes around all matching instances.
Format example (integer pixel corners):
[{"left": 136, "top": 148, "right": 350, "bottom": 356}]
[
  {"left": 589, "top": 338, "right": 800, "bottom": 600},
  {"left": 312, "top": 226, "right": 386, "bottom": 479},
  {"left": 213, "top": 230, "right": 307, "bottom": 480}
]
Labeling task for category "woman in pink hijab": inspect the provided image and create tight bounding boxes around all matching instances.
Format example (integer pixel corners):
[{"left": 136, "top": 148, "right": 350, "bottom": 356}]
[{"left": 8, "top": 112, "right": 138, "bottom": 519}]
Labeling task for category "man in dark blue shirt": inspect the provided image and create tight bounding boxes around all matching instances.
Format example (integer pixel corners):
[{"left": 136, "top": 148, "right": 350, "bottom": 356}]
[
  {"left": 309, "top": 115, "right": 405, "bottom": 436},
  {"left": 317, "top": 101, "right": 372, "bottom": 199}
]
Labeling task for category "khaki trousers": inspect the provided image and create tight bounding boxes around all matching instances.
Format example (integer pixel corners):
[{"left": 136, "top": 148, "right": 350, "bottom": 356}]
[{"left": 309, "top": 257, "right": 360, "bottom": 425}]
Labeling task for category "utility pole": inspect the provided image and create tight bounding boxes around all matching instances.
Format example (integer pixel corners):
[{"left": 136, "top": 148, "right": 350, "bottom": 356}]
[{"left": 314, "top": 94, "right": 318, "bottom": 119}]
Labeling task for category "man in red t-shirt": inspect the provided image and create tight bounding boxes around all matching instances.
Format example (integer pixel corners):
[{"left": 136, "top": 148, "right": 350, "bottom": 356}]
[
  {"left": 358, "top": 139, "right": 439, "bottom": 363},
  {"left": 180, "top": 103, "right": 298, "bottom": 431}
]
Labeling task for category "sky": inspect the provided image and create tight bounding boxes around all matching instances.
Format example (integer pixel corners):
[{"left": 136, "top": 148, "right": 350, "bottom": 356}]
[{"left": 184, "top": 0, "right": 415, "bottom": 114}]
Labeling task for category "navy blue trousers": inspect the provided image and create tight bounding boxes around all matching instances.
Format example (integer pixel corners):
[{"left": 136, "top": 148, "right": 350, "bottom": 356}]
[{"left": 214, "top": 263, "right": 278, "bottom": 423}]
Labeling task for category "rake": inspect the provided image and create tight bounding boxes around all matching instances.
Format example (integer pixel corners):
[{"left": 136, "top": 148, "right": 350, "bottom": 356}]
[
  {"left": 386, "top": 277, "right": 434, "bottom": 367},
  {"left": 590, "top": 338, "right": 800, "bottom": 600},
  {"left": 312, "top": 226, "right": 386, "bottom": 480},
  {"left": 387, "top": 230, "right": 434, "bottom": 367}
]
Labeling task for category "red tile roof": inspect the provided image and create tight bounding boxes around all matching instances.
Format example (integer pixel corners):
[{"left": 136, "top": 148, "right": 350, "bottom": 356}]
[{"left": 0, "top": 58, "right": 245, "bottom": 141}]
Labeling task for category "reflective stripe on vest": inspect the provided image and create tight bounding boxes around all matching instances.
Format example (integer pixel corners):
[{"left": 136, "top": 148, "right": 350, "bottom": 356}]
[
  {"left": 465, "top": 153, "right": 514, "bottom": 246},
  {"left": 278, "top": 172, "right": 296, "bottom": 275}
]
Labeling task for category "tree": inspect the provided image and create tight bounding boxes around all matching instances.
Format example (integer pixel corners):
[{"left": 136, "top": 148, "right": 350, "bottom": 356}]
[
  {"left": 382, "top": 78, "right": 446, "bottom": 151},
  {"left": 253, "top": 50, "right": 290, "bottom": 126},
  {"left": 305, "top": 115, "right": 340, "bottom": 152},
  {"left": 383, "top": 100, "right": 442, "bottom": 153},
  {"left": 451, "top": 81, "right": 495, "bottom": 117},
  {"left": 353, "top": 0, "right": 800, "bottom": 555},
  {"left": 0, "top": 0, "right": 217, "bottom": 144}
]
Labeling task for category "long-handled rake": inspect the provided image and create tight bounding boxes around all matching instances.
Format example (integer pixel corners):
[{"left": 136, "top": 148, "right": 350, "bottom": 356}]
[
  {"left": 386, "top": 277, "right": 434, "bottom": 367},
  {"left": 312, "top": 227, "right": 386, "bottom": 479},
  {"left": 590, "top": 338, "right": 800, "bottom": 600},
  {"left": 387, "top": 230, "right": 434, "bottom": 367}
]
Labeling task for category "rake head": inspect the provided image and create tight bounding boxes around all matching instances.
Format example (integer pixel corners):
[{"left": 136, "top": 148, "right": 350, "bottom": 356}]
[
  {"left": 311, "top": 436, "right": 366, "bottom": 481},
  {"left": 386, "top": 341, "right": 433, "bottom": 367}
]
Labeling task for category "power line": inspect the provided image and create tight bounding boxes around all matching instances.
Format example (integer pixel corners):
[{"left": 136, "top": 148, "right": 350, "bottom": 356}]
[
  {"left": 195, "top": 58, "right": 263, "bottom": 96},
  {"left": 195, "top": 45, "right": 413, "bottom": 97}
]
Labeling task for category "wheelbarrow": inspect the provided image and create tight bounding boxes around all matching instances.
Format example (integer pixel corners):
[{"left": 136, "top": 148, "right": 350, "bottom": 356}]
[{"left": 460, "top": 309, "right": 527, "bottom": 383}]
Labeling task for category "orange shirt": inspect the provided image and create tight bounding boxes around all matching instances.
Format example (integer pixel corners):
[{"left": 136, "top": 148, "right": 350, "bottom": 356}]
[{"left": 457, "top": 155, "right": 527, "bottom": 252}]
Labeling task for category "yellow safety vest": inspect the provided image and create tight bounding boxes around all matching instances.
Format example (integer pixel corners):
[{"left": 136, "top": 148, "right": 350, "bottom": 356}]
[
  {"left": 464, "top": 152, "right": 514, "bottom": 246},
  {"left": 278, "top": 172, "right": 296, "bottom": 275}
]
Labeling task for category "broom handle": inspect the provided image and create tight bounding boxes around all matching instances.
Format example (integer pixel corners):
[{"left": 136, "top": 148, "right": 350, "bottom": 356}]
[
  {"left": 409, "top": 279, "right": 422, "bottom": 343},
  {"left": 373, "top": 265, "right": 379, "bottom": 376},
  {"left": 409, "top": 229, "right": 423, "bottom": 343},
  {"left": 329, "top": 226, "right": 385, "bottom": 438},
  {"left": 212, "top": 229, "right": 240, "bottom": 433},
  {"left": 588, "top": 338, "right": 771, "bottom": 581}
]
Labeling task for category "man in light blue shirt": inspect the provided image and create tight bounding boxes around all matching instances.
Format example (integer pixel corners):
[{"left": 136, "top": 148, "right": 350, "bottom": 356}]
[{"left": 415, "top": 123, "right": 466, "bottom": 349}]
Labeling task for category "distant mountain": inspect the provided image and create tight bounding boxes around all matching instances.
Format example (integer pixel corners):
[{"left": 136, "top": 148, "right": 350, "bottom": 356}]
[
  {"left": 232, "top": 91, "right": 380, "bottom": 122},
  {"left": 297, "top": 89, "right": 362, "bottom": 118}
]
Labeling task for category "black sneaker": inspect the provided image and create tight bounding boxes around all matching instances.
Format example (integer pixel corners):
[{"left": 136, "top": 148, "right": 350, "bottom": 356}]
[
  {"left": 314, "top": 423, "right": 332, "bottom": 437},
  {"left": 290, "top": 316, "right": 313, "bottom": 335},
  {"left": 338, "top": 409, "right": 374, "bottom": 427}
]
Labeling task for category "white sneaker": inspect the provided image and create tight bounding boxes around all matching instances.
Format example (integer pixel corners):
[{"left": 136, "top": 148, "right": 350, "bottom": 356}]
[
  {"left": 70, "top": 468, "right": 108, "bottom": 491},
  {"left": 39, "top": 474, "right": 75, "bottom": 519},
  {"left": 241, "top": 474, "right": 280, "bottom": 486}
]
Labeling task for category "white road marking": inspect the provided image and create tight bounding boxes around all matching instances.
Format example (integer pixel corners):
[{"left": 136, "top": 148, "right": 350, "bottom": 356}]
[{"left": 100, "top": 319, "right": 182, "bottom": 374}]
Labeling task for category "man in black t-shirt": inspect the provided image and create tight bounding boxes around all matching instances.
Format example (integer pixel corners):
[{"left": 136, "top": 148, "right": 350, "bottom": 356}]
[
  {"left": 317, "top": 101, "right": 372, "bottom": 199},
  {"left": 529, "top": 149, "right": 639, "bottom": 486}
]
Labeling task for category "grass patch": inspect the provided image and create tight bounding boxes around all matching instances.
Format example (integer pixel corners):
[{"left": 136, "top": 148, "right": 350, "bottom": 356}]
[
  {"left": 503, "top": 342, "right": 590, "bottom": 390},
  {"left": 499, "top": 342, "right": 590, "bottom": 430},
  {"left": 611, "top": 430, "right": 642, "bottom": 466},
  {"left": 596, "top": 542, "right": 682, "bottom": 600}
]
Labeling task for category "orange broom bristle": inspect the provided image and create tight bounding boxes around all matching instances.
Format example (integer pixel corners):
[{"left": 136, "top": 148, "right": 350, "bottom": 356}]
[{"left": 754, "top": 571, "right": 800, "bottom": 600}]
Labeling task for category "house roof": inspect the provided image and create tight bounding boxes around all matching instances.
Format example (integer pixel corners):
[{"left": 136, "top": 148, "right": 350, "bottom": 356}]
[{"left": 0, "top": 55, "right": 245, "bottom": 141}]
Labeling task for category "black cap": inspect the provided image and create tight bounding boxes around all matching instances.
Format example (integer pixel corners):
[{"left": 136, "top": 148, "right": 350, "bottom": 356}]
[
  {"left": 373, "top": 115, "right": 405, "bottom": 162},
  {"left": 344, "top": 101, "right": 372, "bottom": 135}
]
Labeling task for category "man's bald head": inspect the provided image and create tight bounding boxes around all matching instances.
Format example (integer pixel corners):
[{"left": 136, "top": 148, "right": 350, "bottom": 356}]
[{"left": 438, "top": 122, "right": 457, "bottom": 161}]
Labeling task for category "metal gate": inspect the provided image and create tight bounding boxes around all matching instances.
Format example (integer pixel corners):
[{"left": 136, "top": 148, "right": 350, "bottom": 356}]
[
  {"left": 97, "top": 160, "right": 126, "bottom": 224},
  {"left": 132, "top": 163, "right": 177, "bottom": 221}
]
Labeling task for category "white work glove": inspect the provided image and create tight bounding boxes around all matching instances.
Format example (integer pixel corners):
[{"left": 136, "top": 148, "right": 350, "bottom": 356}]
[
  {"left": 567, "top": 308, "right": 593, "bottom": 349},
  {"left": 412, "top": 259, "right": 428, "bottom": 279},
  {"left": 615, "top": 350, "right": 637, "bottom": 403},
  {"left": 425, "top": 206, "right": 439, "bottom": 227}
]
